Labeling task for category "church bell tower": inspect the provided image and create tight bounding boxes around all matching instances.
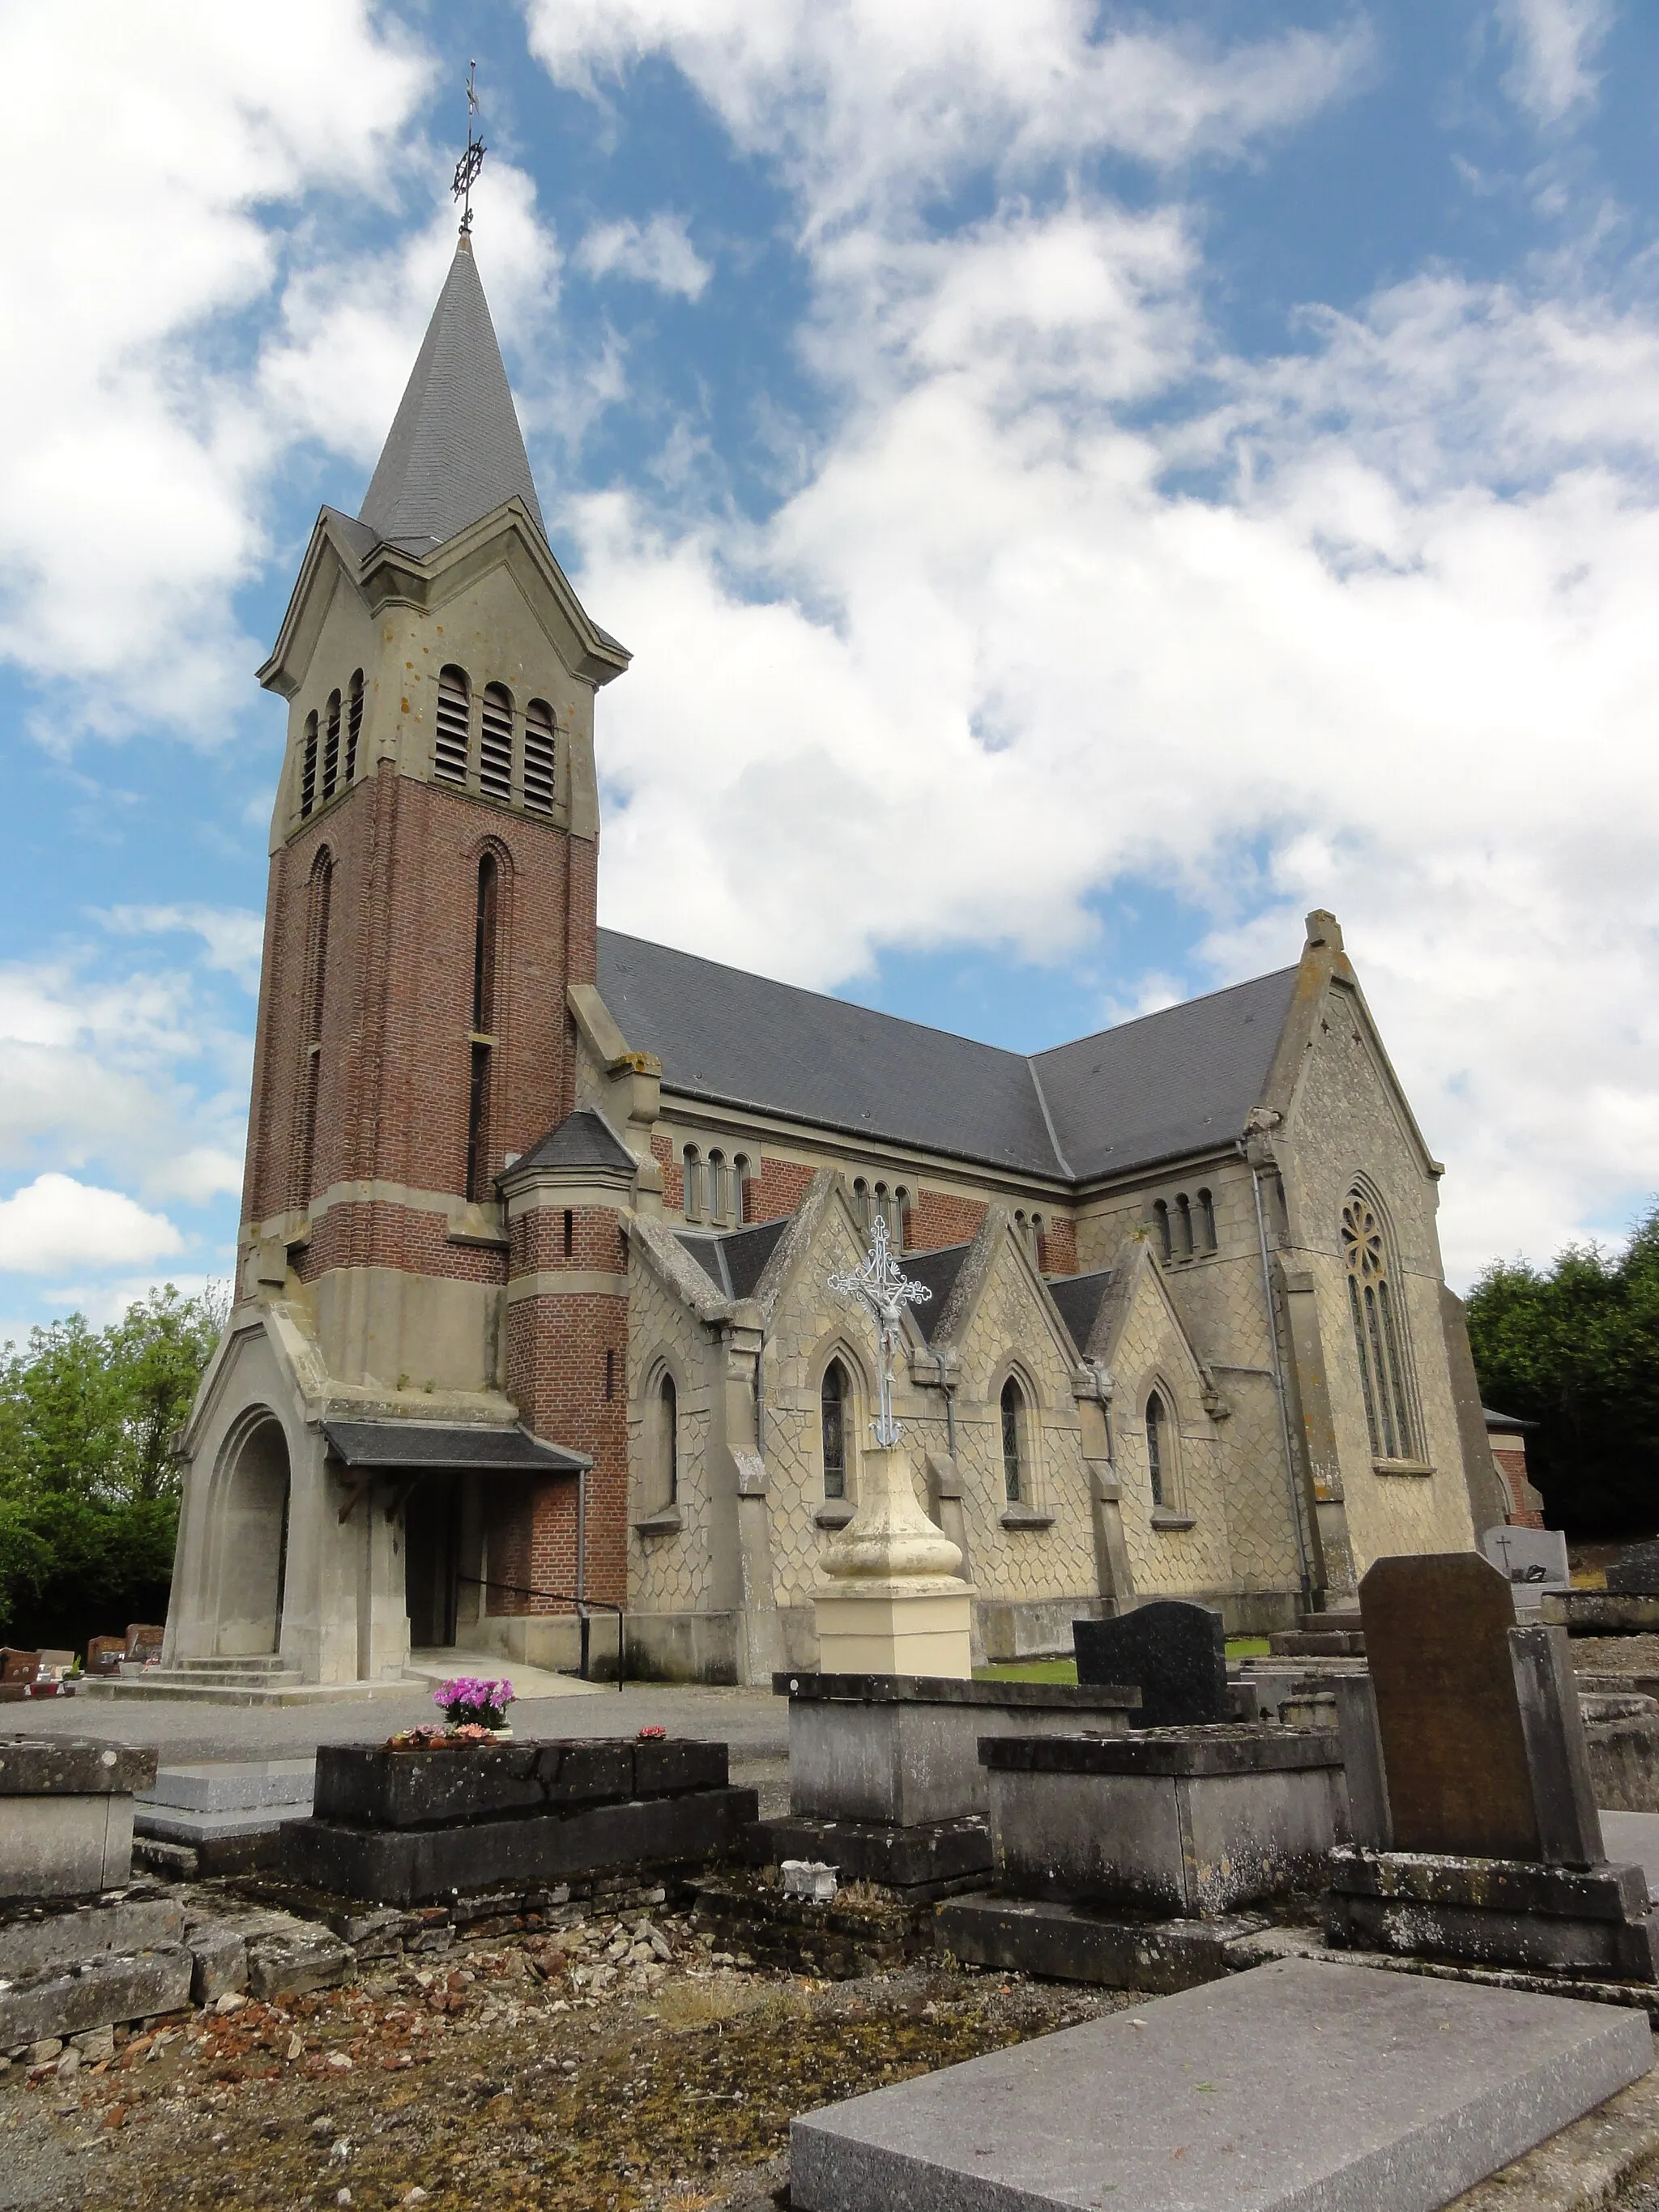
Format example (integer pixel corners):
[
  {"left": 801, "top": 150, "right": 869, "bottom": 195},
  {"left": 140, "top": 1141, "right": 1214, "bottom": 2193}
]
[{"left": 242, "top": 233, "right": 629, "bottom": 1399}]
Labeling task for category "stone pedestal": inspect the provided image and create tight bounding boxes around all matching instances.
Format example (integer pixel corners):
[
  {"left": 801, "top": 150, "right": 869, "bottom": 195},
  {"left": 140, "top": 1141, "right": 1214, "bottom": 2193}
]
[
  {"left": 813, "top": 1447, "right": 974, "bottom": 1679},
  {"left": 0, "top": 1738, "right": 156, "bottom": 1900}
]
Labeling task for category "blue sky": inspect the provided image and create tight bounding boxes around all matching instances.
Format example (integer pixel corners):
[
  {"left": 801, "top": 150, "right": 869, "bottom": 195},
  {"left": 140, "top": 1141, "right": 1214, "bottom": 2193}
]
[{"left": 3, "top": 0, "right": 1659, "bottom": 1340}]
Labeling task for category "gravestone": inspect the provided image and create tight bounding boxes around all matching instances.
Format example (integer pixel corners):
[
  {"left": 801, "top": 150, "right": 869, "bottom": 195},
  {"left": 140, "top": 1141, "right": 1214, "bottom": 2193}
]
[
  {"left": 1361, "top": 1551, "right": 1541, "bottom": 1860},
  {"left": 1482, "top": 1525, "right": 1570, "bottom": 1593},
  {"left": 1328, "top": 1554, "right": 1659, "bottom": 1980},
  {"left": 1073, "top": 1600, "right": 1226, "bottom": 1728},
  {"left": 1607, "top": 1542, "right": 1659, "bottom": 1595}
]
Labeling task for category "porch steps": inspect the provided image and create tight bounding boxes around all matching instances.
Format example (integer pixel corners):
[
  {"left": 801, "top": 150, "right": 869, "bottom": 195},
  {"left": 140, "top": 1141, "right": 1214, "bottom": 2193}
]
[{"left": 83, "top": 1657, "right": 416, "bottom": 1708}]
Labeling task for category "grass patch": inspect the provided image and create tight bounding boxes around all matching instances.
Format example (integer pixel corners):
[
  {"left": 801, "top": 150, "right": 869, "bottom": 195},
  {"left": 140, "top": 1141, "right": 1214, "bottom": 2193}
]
[
  {"left": 973, "top": 1659, "right": 1077, "bottom": 1684},
  {"left": 1226, "top": 1635, "right": 1271, "bottom": 1659}
]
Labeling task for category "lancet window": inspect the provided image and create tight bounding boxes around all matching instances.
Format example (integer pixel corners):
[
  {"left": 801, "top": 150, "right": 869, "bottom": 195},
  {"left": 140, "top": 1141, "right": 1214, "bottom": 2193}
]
[
  {"left": 821, "top": 1361, "right": 850, "bottom": 1501},
  {"left": 1000, "top": 1377, "right": 1026, "bottom": 1503},
  {"left": 465, "top": 854, "right": 499, "bottom": 1204}
]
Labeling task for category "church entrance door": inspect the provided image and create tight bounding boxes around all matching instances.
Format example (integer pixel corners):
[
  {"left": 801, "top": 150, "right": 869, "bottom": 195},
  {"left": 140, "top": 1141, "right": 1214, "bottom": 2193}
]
[{"left": 405, "top": 1475, "right": 462, "bottom": 1649}]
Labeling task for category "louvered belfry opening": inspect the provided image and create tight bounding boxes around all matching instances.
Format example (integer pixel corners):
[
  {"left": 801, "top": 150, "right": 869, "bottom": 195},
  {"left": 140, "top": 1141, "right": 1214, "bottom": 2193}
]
[
  {"left": 300, "top": 711, "right": 318, "bottom": 817},
  {"left": 344, "top": 668, "right": 364, "bottom": 782},
  {"left": 524, "top": 697, "right": 556, "bottom": 812},
  {"left": 435, "top": 664, "right": 470, "bottom": 784},
  {"left": 322, "top": 688, "right": 341, "bottom": 803},
  {"left": 480, "top": 683, "right": 514, "bottom": 802}
]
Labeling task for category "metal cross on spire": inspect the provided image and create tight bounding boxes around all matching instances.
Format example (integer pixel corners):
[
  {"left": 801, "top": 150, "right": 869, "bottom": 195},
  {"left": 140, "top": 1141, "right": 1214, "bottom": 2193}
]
[
  {"left": 829, "top": 1213, "right": 932, "bottom": 1448},
  {"left": 452, "top": 59, "right": 486, "bottom": 234}
]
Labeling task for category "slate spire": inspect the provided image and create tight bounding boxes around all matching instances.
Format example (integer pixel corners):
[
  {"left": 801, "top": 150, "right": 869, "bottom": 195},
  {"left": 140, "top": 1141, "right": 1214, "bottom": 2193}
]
[{"left": 357, "top": 234, "right": 545, "bottom": 555}]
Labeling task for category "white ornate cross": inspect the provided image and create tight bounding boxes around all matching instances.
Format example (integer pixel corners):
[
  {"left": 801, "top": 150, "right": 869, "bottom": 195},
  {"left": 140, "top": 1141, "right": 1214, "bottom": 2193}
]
[{"left": 829, "top": 1213, "right": 932, "bottom": 1447}]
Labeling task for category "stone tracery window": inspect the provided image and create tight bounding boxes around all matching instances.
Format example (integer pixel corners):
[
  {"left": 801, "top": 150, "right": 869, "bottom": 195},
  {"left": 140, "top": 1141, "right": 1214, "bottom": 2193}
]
[{"left": 1341, "top": 1188, "right": 1418, "bottom": 1462}]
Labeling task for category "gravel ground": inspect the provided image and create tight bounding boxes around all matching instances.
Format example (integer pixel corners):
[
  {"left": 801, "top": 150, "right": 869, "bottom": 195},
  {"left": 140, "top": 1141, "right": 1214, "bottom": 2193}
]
[
  {"left": 0, "top": 1916, "right": 1124, "bottom": 2211},
  {"left": 1576, "top": 1639, "right": 1659, "bottom": 1679}
]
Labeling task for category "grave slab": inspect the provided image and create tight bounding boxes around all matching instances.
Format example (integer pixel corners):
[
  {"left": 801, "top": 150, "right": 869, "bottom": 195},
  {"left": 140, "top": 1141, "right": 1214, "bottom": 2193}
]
[
  {"left": 0, "top": 1946, "right": 193, "bottom": 2049},
  {"left": 748, "top": 1814, "right": 992, "bottom": 1891},
  {"left": 311, "top": 1736, "right": 725, "bottom": 1829},
  {"left": 1073, "top": 1601, "right": 1226, "bottom": 1728},
  {"left": 789, "top": 1955, "right": 1653, "bottom": 2212},
  {"left": 281, "top": 1784, "right": 759, "bottom": 1904},
  {"left": 1326, "top": 1845, "right": 1659, "bottom": 1980},
  {"left": 776, "top": 1673, "right": 1137, "bottom": 1826},
  {"left": 983, "top": 1726, "right": 1346, "bottom": 1916},
  {"left": 934, "top": 1893, "right": 1268, "bottom": 1993},
  {"left": 139, "top": 1759, "right": 314, "bottom": 1813}
]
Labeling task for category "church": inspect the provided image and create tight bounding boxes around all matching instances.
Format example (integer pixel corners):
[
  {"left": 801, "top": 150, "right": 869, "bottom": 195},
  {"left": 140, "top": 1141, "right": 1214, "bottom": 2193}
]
[{"left": 162, "top": 232, "right": 1505, "bottom": 1689}]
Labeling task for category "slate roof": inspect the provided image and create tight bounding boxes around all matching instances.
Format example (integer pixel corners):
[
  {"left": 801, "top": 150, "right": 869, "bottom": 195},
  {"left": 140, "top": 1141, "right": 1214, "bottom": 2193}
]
[
  {"left": 900, "top": 1243, "right": 973, "bottom": 1342},
  {"left": 1046, "top": 1268, "right": 1120, "bottom": 1357},
  {"left": 595, "top": 929, "right": 1300, "bottom": 1187},
  {"left": 510, "top": 1109, "right": 636, "bottom": 1177},
  {"left": 676, "top": 1218, "right": 791, "bottom": 1298},
  {"left": 357, "top": 237, "right": 545, "bottom": 556},
  {"left": 321, "top": 1420, "right": 589, "bottom": 1473}
]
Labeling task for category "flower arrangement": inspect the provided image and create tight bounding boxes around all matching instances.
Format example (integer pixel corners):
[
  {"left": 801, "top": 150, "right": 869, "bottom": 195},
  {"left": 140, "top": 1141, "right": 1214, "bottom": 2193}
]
[
  {"left": 637, "top": 1725, "right": 666, "bottom": 1741},
  {"left": 434, "top": 1675, "right": 514, "bottom": 1731}
]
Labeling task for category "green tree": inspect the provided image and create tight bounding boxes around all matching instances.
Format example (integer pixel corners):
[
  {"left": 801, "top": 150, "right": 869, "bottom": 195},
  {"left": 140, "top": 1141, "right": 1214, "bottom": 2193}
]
[
  {"left": 1466, "top": 1204, "right": 1659, "bottom": 1535},
  {"left": 0, "top": 1283, "right": 227, "bottom": 1648}
]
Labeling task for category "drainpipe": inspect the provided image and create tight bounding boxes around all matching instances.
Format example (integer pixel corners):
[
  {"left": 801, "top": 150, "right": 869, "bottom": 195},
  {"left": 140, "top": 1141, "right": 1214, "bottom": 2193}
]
[
  {"left": 944, "top": 1379, "right": 957, "bottom": 1460},
  {"left": 576, "top": 1467, "right": 587, "bottom": 1608},
  {"left": 1247, "top": 1146, "right": 1315, "bottom": 1610}
]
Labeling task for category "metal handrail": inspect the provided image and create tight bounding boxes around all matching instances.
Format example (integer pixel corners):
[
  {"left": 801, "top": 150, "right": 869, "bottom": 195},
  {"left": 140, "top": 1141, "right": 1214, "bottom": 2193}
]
[{"left": 455, "top": 1575, "right": 625, "bottom": 1689}]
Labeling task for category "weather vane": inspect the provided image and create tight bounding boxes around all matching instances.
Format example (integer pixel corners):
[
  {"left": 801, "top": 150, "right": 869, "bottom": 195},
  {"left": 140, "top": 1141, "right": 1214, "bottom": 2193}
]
[
  {"left": 829, "top": 1214, "right": 932, "bottom": 1448},
  {"left": 453, "top": 59, "right": 486, "bottom": 234}
]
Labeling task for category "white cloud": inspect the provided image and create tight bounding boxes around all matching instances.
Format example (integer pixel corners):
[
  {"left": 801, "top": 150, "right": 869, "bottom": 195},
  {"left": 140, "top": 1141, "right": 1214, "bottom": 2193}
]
[
  {"left": 0, "top": 2, "right": 433, "bottom": 739},
  {"left": 0, "top": 954, "right": 249, "bottom": 1213},
  {"left": 578, "top": 214, "right": 712, "bottom": 300},
  {"left": 1496, "top": 0, "right": 1614, "bottom": 124},
  {"left": 528, "top": 1, "right": 1371, "bottom": 232},
  {"left": 0, "top": 1174, "right": 183, "bottom": 1277},
  {"left": 100, "top": 906, "right": 267, "bottom": 992}
]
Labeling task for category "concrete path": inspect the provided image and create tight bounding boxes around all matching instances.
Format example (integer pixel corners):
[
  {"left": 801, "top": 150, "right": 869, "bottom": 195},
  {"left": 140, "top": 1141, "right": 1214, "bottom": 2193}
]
[{"left": 5, "top": 1680, "right": 787, "bottom": 1769}]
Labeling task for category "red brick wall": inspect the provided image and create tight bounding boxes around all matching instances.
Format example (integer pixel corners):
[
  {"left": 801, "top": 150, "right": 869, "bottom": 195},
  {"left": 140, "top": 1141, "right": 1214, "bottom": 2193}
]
[
  {"left": 293, "top": 1200, "right": 505, "bottom": 1288},
  {"left": 510, "top": 1203, "right": 629, "bottom": 1275},
  {"left": 245, "top": 764, "right": 595, "bottom": 1230},
  {"left": 1038, "top": 1218, "right": 1077, "bottom": 1276},
  {"left": 1493, "top": 1444, "right": 1544, "bottom": 1529},
  {"left": 651, "top": 1132, "right": 683, "bottom": 1212},
  {"left": 754, "top": 1155, "right": 815, "bottom": 1221},
  {"left": 906, "top": 1189, "right": 988, "bottom": 1251}
]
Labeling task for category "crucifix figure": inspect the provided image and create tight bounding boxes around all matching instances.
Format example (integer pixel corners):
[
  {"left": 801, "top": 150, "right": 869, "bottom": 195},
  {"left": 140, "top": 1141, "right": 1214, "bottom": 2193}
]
[
  {"left": 829, "top": 1213, "right": 932, "bottom": 1448},
  {"left": 453, "top": 59, "right": 486, "bottom": 234}
]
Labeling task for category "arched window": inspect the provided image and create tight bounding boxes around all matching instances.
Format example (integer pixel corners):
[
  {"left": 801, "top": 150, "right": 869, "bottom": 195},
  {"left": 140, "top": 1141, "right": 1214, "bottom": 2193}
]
[
  {"left": 1341, "top": 1188, "right": 1418, "bottom": 1461},
  {"left": 1175, "top": 1193, "right": 1193, "bottom": 1259},
  {"left": 659, "top": 1372, "right": 679, "bottom": 1507},
  {"left": 300, "top": 710, "right": 318, "bottom": 817},
  {"left": 435, "top": 665, "right": 470, "bottom": 784},
  {"left": 894, "top": 1187, "right": 911, "bottom": 1251},
  {"left": 1196, "top": 1187, "right": 1217, "bottom": 1252},
  {"left": 524, "top": 698, "right": 557, "bottom": 812},
  {"left": 480, "top": 682, "right": 513, "bottom": 803},
  {"left": 1000, "top": 1377, "right": 1025, "bottom": 1503},
  {"left": 292, "top": 852, "right": 332, "bottom": 1205},
  {"left": 682, "top": 1145, "right": 704, "bottom": 1221},
  {"left": 852, "top": 1177, "right": 872, "bottom": 1230},
  {"left": 1152, "top": 1199, "right": 1171, "bottom": 1261},
  {"left": 465, "top": 854, "right": 499, "bottom": 1203},
  {"left": 821, "top": 1361, "right": 850, "bottom": 1500},
  {"left": 1145, "top": 1390, "right": 1167, "bottom": 1507},
  {"left": 322, "top": 688, "right": 342, "bottom": 802},
  {"left": 345, "top": 670, "right": 364, "bottom": 782},
  {"left": 732, "top": 1154, "right": 751, "bottom": 1225},
  {"left": 1030, "top": 1213, "right": 1045, "bottom": 1265},
  {"left": 707, "top": 1149, "right": 727, "bottom": 1224}
]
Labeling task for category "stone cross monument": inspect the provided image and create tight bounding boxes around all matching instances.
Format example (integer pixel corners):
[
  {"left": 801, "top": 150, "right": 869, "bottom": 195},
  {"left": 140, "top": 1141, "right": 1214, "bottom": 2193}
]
[{"left": 814, "top": 1215, "right": 975, "bottom": 1677}]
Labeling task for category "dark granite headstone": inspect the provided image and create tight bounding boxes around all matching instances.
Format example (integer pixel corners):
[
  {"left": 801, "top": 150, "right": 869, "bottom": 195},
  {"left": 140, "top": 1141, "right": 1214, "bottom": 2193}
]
[
  {"left": 1073, "top": 1601, "right": 1226, "bottom": 1728},
  {"left": 1607, "top": 1542, "right": 1659, "bottom": 1594},
  {"left": 1358, "top": 1553, "right": 1538, "bottom": 1860}
]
